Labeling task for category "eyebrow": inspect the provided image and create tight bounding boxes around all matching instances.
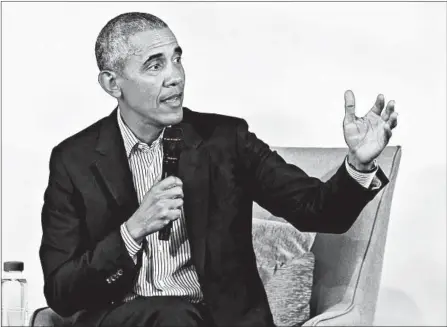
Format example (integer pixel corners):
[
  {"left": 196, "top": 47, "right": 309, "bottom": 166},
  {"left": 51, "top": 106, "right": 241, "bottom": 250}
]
[
  {"left": 174, "top": 46, "right": 183, "bottom": 56},
  {"left": 142, "top": 46, "right": 183, "bottom": 66}
]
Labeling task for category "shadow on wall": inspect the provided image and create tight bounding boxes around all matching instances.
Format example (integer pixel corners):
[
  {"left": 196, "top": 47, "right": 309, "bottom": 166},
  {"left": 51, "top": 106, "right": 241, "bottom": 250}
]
[{"left": 375, "top": 287, "right": 424, "bottom": 326}]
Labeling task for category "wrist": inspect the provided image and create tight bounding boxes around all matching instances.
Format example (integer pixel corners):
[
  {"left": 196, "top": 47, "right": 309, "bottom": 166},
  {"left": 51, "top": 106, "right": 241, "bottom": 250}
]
[
  {"left": 347, "top": 152, "right": 376, "bottom": 172},
  {"left": 125, "top": 217, "right": 145, "bottom": 245}
]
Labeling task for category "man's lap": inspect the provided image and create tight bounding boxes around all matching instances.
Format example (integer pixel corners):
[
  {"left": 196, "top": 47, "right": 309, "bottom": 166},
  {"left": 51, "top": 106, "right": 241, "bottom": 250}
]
[{"left": 73, "top": 296, "right": 211, "bottom": 327}]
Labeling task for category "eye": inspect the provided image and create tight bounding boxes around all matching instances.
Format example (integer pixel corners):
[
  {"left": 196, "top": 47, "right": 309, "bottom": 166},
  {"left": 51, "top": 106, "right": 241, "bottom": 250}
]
[
  {"left": 173, "top": 56, "right": 182, "bottom": 64},
  {"left": 148, "top": 63, "right": 162, "bottom": 71}
]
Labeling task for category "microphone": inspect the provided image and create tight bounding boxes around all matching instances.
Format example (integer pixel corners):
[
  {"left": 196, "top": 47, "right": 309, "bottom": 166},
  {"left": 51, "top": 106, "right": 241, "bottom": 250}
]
[{"left": 158, "top": 126, "right": 183, "bottom": 241}]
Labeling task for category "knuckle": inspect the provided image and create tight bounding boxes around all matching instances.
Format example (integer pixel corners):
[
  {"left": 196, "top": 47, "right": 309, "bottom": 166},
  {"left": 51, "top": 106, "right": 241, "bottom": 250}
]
[
  {"left": 172, "top": 209, "right": 181, "bottom": 219},
  {"left": 166, "top": 210, "right": 175, "bottom": 220},
  {"left": 161, "top": 208, "right": 169, "bottom": 217},
  {"left": 152, "top": 191, "right": 160, "bottom": 200},
  {"left": 156, "top": 200, "right": 166, "bottom": 211},
  {"left": 161, "top": 177, "right": 170, "bottom": 187},
  {"left": 176, "top": 186, "right": 184, "bottom": 196},
  {"left": 174, "top": 198, "right": 182, "bottom": 207}
]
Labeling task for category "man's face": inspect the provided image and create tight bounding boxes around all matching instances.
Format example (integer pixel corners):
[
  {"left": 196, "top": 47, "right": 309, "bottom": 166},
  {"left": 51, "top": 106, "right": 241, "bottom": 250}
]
[{"left": 117, "top": 27, "right": 185, "bottom": 127}]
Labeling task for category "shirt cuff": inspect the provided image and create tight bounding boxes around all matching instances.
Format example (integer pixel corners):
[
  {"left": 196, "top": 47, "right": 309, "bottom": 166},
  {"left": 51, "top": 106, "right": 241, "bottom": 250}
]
[
  {"left": 120, "top": 223, "right": 143, "bottom": 262},
  {"left": 345, "top": 157, "right": 378, "bottom": 189}
]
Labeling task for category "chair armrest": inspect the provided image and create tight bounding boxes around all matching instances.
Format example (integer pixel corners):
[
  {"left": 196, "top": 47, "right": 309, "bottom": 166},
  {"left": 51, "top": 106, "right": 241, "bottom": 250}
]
[
  {"left": 308, "top": 146, "right": 401, "bottom": 326},
  {"left": 29, "top": 307, "right": 73, "bottom": 327},
  {"left": 302, "top": 301, "right": 362, "bottom": 326}
]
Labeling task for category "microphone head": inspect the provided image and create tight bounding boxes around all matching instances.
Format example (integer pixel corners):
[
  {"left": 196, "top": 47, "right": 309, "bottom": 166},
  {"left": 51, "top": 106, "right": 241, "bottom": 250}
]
[{"left": 163, "top": 127, "right": 183, "bottom": 160}]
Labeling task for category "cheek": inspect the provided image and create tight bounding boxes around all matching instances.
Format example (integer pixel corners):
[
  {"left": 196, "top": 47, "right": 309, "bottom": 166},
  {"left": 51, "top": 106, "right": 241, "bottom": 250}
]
[{"left": 124, "top": 78, "right": 161, "bottom": 107}]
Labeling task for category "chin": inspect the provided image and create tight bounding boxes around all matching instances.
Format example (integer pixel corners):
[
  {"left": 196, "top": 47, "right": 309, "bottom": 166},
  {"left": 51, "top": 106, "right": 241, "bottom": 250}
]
[{"left": 165, "top": 107, "right": 183, "bottom": 126}]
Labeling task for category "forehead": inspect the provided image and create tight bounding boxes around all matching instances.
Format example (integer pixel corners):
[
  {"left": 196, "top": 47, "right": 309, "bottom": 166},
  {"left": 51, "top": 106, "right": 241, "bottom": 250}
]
[{"left": 127, "top": 27, "right": 178, "bottom": 57}]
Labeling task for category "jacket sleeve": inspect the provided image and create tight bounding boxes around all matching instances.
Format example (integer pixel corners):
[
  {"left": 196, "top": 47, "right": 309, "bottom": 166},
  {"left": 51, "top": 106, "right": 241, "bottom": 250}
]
[
  {"left": 236, "top": 119, "right": 389, "bottom": 234},
  {"left": 39, "top": 146, "right": 140, "bottom": 317}
]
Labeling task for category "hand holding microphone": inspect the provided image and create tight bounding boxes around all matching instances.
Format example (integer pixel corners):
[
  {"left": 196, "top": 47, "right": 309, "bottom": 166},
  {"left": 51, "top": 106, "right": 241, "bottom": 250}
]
[
  {"left": 125, "top": 176, "right": 184, "bottom": 244},
  {"left": 125, "top": 127, "right": 184, "bottom": 244}
]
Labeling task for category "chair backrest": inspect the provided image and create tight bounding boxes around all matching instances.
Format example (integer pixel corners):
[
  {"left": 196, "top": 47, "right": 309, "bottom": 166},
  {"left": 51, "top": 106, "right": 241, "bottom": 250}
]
[{"left": 252, "top": 146, "right": 402, "bottom": 322}]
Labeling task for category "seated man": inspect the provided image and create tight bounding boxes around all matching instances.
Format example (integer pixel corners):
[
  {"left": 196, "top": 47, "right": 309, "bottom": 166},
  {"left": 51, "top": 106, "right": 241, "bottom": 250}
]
[{"left": 39, "top": 11, "right": 398, "bottom": 327}]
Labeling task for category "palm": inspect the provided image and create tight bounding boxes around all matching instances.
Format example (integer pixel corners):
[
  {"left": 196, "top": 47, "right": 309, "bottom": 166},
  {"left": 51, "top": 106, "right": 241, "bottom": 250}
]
[
  {"left": 344, "top": 111, "right": 387, "bottom": 163},
  {"left": 343, "top": 91, "right": 398, "bottom": 164}
]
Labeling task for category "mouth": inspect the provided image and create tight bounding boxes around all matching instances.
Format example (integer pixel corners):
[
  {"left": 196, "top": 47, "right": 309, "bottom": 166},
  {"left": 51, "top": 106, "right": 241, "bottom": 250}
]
[{"left": 161, "top": 92, "right": 183, "bottom": 106}]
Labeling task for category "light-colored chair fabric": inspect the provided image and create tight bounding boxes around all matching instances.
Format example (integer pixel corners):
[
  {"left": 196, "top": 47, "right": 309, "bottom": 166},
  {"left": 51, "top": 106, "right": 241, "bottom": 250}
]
[
  {"left": 253, "top": 146, "right": 402, "bottom": 326},
  {"left": 29, "top": 307, "right": 75, "bottom": 327},
  {"left": 30, "top": 146, "right": 402, "bottom": 326},
  {"left": 253, "top": 218, "right": 316, "bottom": 325}
]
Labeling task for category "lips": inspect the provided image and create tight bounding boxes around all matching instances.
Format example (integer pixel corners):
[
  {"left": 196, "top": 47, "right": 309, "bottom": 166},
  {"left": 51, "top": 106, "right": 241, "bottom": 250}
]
[{"left": 161, "top": 92, "right": 183, "bottom": 103}]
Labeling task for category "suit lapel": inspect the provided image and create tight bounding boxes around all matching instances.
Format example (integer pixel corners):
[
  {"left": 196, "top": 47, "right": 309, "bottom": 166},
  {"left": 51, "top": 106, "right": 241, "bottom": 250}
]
[
  {"left": 92, "top": 108, "right": 139, "bottom": 223},
  {"left": 91, "top": 107, "right": 210, "bottom": 274},
  {"left": 176, "top": 116, "right": 210, "bottom": 276}
]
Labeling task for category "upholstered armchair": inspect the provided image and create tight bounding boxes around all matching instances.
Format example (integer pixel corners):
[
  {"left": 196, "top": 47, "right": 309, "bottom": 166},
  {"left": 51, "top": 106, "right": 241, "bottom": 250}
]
[{"left": 29, "top": 146, "right": 401, "bottom": 326}]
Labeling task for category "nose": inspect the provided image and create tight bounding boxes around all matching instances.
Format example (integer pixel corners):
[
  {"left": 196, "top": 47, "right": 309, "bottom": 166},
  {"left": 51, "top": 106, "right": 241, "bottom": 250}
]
[{"left": 163, "top": 63, "right": 184, "bottom": 88}]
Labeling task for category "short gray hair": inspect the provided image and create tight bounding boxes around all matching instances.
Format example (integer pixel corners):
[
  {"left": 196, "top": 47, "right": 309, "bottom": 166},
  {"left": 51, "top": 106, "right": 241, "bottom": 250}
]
[{"left": 95, "top": 12, "right": 168, "bottom": 73}]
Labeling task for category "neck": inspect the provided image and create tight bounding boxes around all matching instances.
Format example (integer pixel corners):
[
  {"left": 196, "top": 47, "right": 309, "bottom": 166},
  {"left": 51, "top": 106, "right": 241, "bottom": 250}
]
[{"left": 118, "top": 105, "right": 163, "bottom": 144}]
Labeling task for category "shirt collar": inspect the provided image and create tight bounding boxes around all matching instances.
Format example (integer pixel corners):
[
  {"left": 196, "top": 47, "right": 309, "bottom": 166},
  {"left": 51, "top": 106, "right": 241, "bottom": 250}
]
[{"left": 117, "top": 107, "right": 164, "bottom": 158}]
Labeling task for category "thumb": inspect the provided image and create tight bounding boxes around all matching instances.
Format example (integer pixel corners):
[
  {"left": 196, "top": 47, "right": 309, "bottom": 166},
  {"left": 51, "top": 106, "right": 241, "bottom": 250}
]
[{"left": 344, "top": 90, "right": 356, "bottom": 123}]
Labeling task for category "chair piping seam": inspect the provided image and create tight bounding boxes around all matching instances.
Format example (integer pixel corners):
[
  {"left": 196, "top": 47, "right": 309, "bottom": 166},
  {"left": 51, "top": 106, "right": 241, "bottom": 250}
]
[{"left": 314, "top": 147, "right": 401, "bottom": 325}]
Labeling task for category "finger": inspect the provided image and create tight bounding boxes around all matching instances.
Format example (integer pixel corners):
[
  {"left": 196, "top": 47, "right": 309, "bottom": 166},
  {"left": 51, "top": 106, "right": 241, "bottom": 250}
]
[
  {"left": 161, "top": 186, "right": 184, "bottom": 199},
  {"left": 168, "top": 198, "right": 184, "bottom": 209},
  {"left": 382, "top": 100, "right": 395, "bottom": 121},
  {"left": 388, "top": 111, "right": 398, "bottom": 129},
  {"left": 370, "top": 94, "right": 385, "bottom": 116},
  {"left": 383, "top": 123, "right": 393, "bottom": 141},
  {"left": 167, "top": 209, "right": 182, "bottom": 221},
  {"left": 160, "top": 218, "right": 173, "bottom": 229},
  {"left": 344, "top": 90, "right": 356, "bottom": 122},
  {"left": 157, "top": 176, "right": 183, "bottom": 190}
]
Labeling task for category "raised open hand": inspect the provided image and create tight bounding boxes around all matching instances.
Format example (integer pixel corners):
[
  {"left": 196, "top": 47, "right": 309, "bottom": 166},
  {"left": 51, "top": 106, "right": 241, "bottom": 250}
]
[{"left": 343, "top": 90, "right": 398, "bottom": 169}]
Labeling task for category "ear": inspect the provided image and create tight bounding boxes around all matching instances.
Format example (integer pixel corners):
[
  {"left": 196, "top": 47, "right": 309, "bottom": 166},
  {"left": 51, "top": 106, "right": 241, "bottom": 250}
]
[{"left": 98, "top": 70, "right": 122, "bottom": 98}]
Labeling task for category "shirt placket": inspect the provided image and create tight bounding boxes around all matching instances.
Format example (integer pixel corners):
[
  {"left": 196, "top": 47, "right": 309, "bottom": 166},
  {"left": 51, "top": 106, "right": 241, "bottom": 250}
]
[
  {"left": 134, "top": 143, "right": 156, "bottom": 294},
  {"left": 139, "top": 143, "right": 166, "bottom": 294}
]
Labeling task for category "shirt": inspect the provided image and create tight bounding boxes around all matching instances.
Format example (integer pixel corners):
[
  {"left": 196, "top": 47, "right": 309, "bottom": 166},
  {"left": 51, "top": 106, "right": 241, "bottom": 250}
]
[
  {"left": 117, "top": 108, "right": 203, "bottom": 303},
  {"left": 117, "top": 108, "right": 379, "bottom": 303}
]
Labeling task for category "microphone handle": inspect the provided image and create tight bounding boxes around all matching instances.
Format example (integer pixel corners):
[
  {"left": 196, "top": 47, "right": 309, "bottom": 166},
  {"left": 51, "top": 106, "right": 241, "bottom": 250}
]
[
  {"left": 159, "top": 167, "right": 176, "bottom": 241},
  {"left": 158, "top": 222, "right": 173, "bottom": 241}
]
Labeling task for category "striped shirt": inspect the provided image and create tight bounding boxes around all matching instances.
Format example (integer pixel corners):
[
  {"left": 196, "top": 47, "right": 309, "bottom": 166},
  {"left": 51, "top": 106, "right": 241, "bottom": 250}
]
[
  {"left": 116, "top": 107, "right": 379, "bottom": 304},
  {"left": 117, "top": 108, "right": 203, "bottom": 303}
]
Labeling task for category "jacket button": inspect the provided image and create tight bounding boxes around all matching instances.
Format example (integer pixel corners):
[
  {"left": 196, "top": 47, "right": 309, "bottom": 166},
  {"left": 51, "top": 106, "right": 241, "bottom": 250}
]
[{"left": 117, "top": 269, "right": 123, "bottom": 275}]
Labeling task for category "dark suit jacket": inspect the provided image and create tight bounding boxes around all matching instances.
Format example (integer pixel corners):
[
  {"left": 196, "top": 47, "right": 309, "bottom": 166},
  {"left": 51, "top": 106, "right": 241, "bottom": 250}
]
[{"left": 40, "top": 107, "right": 388, "bottom": 326}]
